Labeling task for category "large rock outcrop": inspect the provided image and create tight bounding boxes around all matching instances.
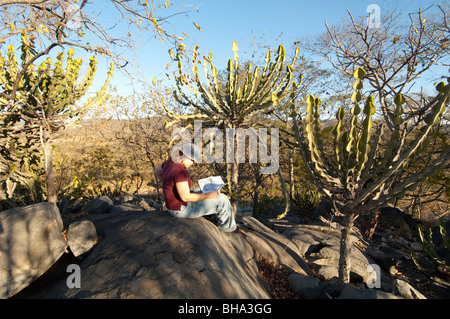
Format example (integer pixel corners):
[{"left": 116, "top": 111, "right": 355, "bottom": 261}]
[
  {"left": 67, "top": 211, "right": 275, "bottom": 298},
  {"left": 0, "top": 203, "right": 67, "bottom": 298},
  {"left": 4, "top": 195, "right": 439, "bottom": 299},
  {"left": 23, "top": 211, "right": 282, "bottom": 298}
]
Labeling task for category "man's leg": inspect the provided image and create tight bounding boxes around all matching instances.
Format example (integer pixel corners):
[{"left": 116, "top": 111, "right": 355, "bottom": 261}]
[{"left": 176, "top": 194, "right": 237, "bottom": 232}]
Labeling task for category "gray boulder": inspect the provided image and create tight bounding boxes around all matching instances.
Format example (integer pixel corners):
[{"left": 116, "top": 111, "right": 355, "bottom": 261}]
[
  {"left": 339, "top": 284, "right": 402, "bottom": 299},
  {"left": 289, "top": 273, "right": 328, "bottom": 299},
  {"left": 280, "top": 224, "right": 393, "bottom": 291},
  {"left": 0, "top": 202, "right": 67, "bottom": 298},
  {"left": 240, "top": 216, "right": 313, "bottom": 276},
  {"left": 66, "top": 220, "right": 97, "bottom": 257},
  {"left": 80, "top": 196, "right": 113, "bottom": 215},
  {"left": 393, "top": 278, "right": 427, "bottom": 299},
  {"left": 110, "top": 203, "right": 146, "bottom": 214}
]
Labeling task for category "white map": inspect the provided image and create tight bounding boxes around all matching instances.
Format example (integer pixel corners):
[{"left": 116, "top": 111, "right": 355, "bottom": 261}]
[{"left": 198, "top": 176, "right": 225, "bottom": 194}]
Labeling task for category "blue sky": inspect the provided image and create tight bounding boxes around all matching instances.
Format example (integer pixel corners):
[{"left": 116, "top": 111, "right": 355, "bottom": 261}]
[{"left": 89, "top": 0, "right": 444, "bottom": 95}]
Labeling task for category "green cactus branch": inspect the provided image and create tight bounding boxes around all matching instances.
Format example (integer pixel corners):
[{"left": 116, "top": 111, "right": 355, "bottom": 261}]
[
  {"left": 348, "top": 81, "right": 450, "bottom": 212},
  {"left": 163, "top": 41, "right": 300, "bottom": 128},
  {"left": 416, "top": 219, "right": 450, "bottom": 277},
  {"left": 291, "top": 95, "right": 343, "bottom": 195}
]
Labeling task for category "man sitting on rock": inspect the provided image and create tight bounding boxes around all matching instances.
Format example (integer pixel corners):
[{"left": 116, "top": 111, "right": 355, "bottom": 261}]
[{"left": 154, "top": 142, "right": 237, "bottom": 233}]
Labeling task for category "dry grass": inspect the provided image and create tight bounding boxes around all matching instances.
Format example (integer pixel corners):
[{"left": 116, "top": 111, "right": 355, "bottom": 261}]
[{"left": 257, "top": 256, "right": 298, "bottom": 299}]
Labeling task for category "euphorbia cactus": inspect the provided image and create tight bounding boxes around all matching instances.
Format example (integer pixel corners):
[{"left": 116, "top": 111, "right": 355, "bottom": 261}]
[
  {"left": 0, "top": 34, "right": 114, "bottom": 203},
  {"left": 290, "top": 67, "right": 450, "bottom": 282}
]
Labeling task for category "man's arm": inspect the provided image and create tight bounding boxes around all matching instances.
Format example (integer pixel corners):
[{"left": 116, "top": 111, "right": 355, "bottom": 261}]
[{"left": 176, "top": 181, "right": 219, "bottom": 202}]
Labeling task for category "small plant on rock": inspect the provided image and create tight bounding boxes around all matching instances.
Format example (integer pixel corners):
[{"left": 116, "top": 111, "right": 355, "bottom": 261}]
[{"left": 415, "top": 219, "right": 450, "bottom": 279}]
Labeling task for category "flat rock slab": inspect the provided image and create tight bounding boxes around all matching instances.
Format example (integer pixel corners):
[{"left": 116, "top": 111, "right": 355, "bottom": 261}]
[
  {"left": 39, "top": 211, "right": 271, "bottom": 299},
  {"left": 240, "top": 217, "right": 313, "bottom": 277}
]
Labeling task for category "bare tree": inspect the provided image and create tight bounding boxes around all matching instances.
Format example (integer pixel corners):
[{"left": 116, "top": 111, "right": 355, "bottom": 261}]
[
  {"left": 104, "top": 91, "right": 172, "bottom": 197},
  {"left": 302, "top": 4, "right": 450, "bottom": 220},
  {"left": 307, "top": 4, "right": 449, "bottom": 131},
  {"left": 0, "top": 0, "right": 199, "bottom": 98}
]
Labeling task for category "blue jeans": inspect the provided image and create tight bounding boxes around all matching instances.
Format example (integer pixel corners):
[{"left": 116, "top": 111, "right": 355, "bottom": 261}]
[{"left": 167, "top": 190, "right": 237, "bottom": 232}]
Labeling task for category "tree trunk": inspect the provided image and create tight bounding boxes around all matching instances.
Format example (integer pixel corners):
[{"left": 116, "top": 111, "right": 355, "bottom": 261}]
[
  {"left": 338, "top": 211, "right": 355, "bottom": 283},
  {"left": 225, "top": 122, "right": 239, "bottom": 216},
  {"left": 289, "top": 150, "right": 295, "bottom": 203},
  {"left": 230, "top": 160, "right": 239, "bottom": 216},
  {"left": 252, "top": 173, "right": 263, "bottom": 216},
  {"left": 252, "top": 187, "right": 258, "bottom": 216},
  {"left": 276, "top": 168, "right": 291, "bottom": 219},
  {"left": 40, "top": 126, "right": 57, "bottom": 204}
]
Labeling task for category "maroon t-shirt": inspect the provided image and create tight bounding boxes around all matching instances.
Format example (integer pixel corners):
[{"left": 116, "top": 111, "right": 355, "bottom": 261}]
[{"left": 161, "top": 160, "right": 191, "bottom": 211}]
